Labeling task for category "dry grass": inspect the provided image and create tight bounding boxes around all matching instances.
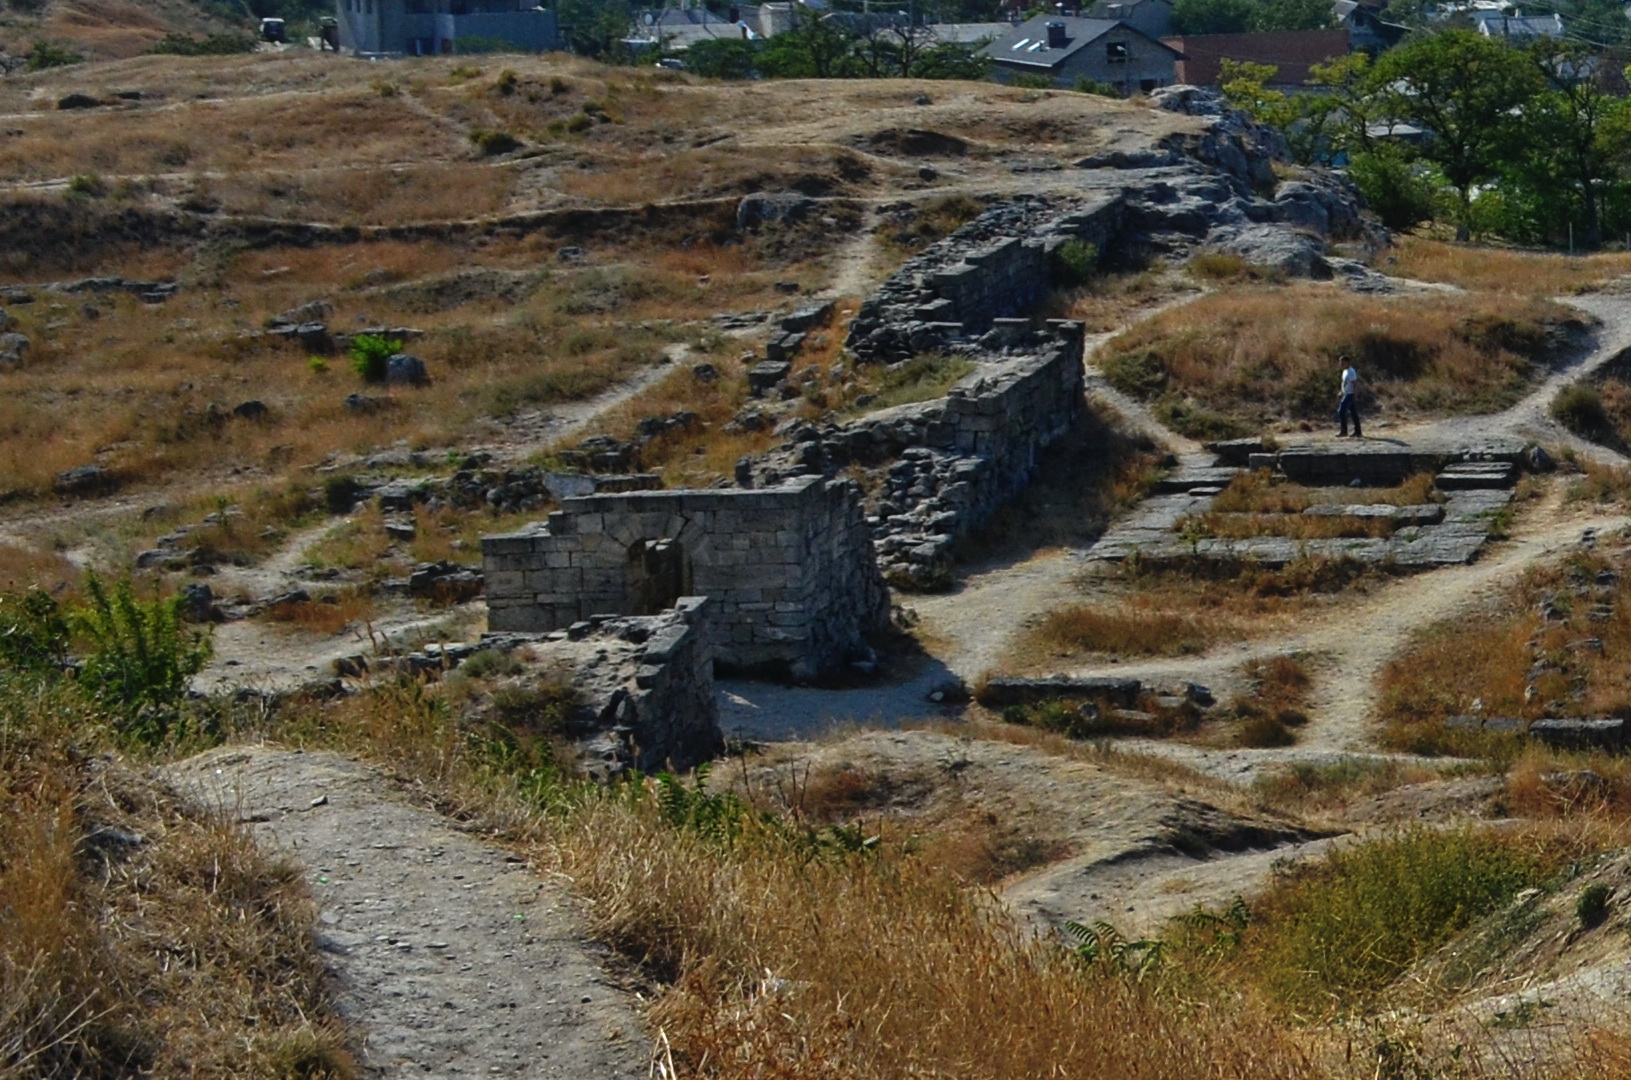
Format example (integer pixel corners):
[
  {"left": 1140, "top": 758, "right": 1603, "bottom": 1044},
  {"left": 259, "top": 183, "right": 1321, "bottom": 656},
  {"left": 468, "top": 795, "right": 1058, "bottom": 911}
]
[
  {"left": 1251, "top": 757, "right": 1441, "bottom": 815},
  {"left": 0, "top": 541, "right": 79, "bottom": 595},
  {"left": 266, "top": 587, "right": 376, "bottom": 637},
  {"left": 0, "top": 686, "right": 353, "bottom": 1079},
  {"left": 1211, "top": 470, "right": 1439, "bottom": 514},
  {"left": 1376, "top": 545, "right": 1631, "bottom": 754},
  {"left": 1385, "top": 236, "right": 1631, "bottom": 295},
  {"left": 1035, "top": 604, "right": 1220, "bottom": 657},
  {"left": 1226, "top": 654, "right": 1314, "bottom": 748},
  {"left": 557, "top": 796, "right": 1326, "bottom": 1080},
  {"left": 1097, "top": 285, "right": 1579, "bottom": 437},
  {"left": 1019, "top": 557, "right": 1379, "bottom": 667},
  {"left": 1185, "top": 511, "right": 1398, "bottom": 541},
  {"left": 1055, "top": 267, "right": 1199, "bottom": 333}
]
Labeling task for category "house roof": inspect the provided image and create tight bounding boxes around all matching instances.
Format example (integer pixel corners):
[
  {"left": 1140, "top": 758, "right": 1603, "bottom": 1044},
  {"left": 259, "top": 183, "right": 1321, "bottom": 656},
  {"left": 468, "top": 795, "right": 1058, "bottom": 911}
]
[
  {"left": 1471, "top": 11, "right": 1565, "bottom": 39},
  {"left": 1083, "top": 0, "right": 1172, "bottom": 16},
  {"left": 977, "top": 14, "right": 1182, "bottom": 68},
  {"left": 926, "top": 21, "right": 1017, "bottom": 44}
]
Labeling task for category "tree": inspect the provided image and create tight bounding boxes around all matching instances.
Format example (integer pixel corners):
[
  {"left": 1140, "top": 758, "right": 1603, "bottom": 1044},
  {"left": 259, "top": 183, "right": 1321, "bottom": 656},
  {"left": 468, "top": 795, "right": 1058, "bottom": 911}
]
[
  {"left": 758, "top": 12, "right": 858, "bottom": 78},
  {"left": 1372, "top": 30, "right": 1542, "bottom": 238},
  {"left": 685, "top": 37, "right": 763, "bottom": 79},
  {"left": 1503, "top": 39, "right": 1631, "bottom": 247},
  {"left": 1171, "top": 0, "right": 1253, "bottom": 35}
]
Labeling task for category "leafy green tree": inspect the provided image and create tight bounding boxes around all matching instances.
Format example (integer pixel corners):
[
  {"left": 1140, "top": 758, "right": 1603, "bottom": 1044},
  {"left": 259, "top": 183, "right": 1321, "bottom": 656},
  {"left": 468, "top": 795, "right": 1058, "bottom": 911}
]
[
  {"left": 1252, "top": 0, "right": 1337, "bottom": 31},
  {"left": 758, "top": 12, "right": 857, "bottom": 78},
  {"left": 1501, "top": 39, "right": 1631, "bottom": 248},
  {"left": 1372, "top": 30, "right": 1542, "bottom": 238},
  {"left": 1348, "top": 148, "right": 1438, "bottom": 231},
  {"left": 1171, "top": 0, "right": 1254, "bottom": 35},
  {"left": 683, "top": 37, "right": 763, "bottom": 79}
]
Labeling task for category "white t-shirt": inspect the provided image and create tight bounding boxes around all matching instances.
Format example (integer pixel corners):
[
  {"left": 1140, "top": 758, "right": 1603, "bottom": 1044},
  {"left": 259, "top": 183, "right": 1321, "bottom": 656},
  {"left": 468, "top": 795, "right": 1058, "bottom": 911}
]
[{"left": 1341, "top": 366, "right": 1358, "bottom": 396}]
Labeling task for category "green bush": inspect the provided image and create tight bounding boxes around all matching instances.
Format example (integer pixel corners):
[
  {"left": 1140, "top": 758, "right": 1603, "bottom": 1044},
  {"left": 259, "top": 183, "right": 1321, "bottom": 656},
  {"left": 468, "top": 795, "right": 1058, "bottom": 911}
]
[
  {"left": 72, "top": 574, "right": 212, "bottom": 745},
  {"left": 495, "top": 68, "right": 519, "bottom": 95},
  {"left": 469, "top": 128, "right": 521, "bottom": 156},
  {"left": 1551, "top": 382, "right": 1613, "bottom": 442},
  {"left": 1052, "top": 239, "right": 1099, "bottom": 289},
  {"left": 322, "top": 474, "right": 364, "bottom": 514},
  {"left": 1249, "top": 827, "right": 1549, "bottom": 1015},
  {"left": 0, "top": 588, "right": 70, "bottom": 675},
  {"left": 1577, "top": 882, "right": 1613, "bottom": 929},
  {"left": 27, "top": 40, "right": 82, "bottom": 71},
  {"left": 1348, "top": 150, "right": 1436, "bottom": 233},
  {"left": 1099, "top": 349, "right": 1169, "bottom": 399},
  {"left": 349, "top": 333, "right": 402, "bottom": 383}
]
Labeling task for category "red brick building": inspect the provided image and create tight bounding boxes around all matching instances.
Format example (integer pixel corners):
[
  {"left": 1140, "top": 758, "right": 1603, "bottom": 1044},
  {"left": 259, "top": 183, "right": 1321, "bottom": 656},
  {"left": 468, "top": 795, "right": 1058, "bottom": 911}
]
[{"left": 1161, "top": 28, "right": 1351, "bottom": 86}]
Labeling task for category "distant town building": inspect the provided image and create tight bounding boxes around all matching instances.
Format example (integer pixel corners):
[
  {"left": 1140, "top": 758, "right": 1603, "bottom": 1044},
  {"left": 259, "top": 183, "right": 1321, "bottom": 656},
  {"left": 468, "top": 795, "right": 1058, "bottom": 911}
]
[
  {"left": 1332, "top": 0, "right": 1407, "bottom": 52},
  {"left": 335, "top": 0, "right": 558, "bottom": 56},
  {"left": 1470, "top": 10, "right": 1566, "bottom": 41},
  {"left": 1083, "top": 0, "right": 1174, "bottom": 39},
  {"left": 979, "top": 15, "right": 1180, "bottom": 91},
  {"left": 1162, "top": 28, "right": 1351, "bottom": 86}
]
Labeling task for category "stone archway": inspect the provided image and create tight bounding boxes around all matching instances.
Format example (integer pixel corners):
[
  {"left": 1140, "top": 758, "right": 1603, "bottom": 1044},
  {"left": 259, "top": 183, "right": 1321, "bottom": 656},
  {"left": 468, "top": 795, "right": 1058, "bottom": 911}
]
[{"left": 625, "top": 537, "right": 692, "bottom": 616}]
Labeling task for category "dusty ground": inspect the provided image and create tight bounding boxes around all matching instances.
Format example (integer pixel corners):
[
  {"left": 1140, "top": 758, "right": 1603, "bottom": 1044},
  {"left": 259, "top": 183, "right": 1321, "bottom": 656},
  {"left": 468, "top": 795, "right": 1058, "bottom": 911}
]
[{"left": 165, "top": 746, "right": 649, "bottom": 1078}]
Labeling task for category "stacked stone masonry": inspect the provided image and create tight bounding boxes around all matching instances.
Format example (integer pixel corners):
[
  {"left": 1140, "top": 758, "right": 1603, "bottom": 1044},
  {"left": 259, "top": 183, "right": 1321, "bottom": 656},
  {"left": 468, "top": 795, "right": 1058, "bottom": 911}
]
[
  {"left": 481, "top": 599, "right": 722, "bottom": 776},
  {"left": 1092, "top": 440, "right": 1528, "bottom": 569},
  {"left": 845, "top": 194, "right": 1122, "bottom": 364},
  {"left": 483, "top": 475, "right": 888, "bottom": 680}
]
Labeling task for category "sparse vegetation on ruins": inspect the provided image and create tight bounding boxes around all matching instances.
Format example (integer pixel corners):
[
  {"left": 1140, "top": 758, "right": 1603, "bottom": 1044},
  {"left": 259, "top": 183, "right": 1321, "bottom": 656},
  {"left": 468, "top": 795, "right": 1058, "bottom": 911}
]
[{"left": 14, "top": 29, "right": 1631, "bottom": 1080}]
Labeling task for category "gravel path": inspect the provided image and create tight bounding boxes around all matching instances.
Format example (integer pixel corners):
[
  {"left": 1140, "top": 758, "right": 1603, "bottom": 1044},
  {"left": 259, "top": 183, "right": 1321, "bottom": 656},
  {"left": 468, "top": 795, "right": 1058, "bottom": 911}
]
[{"left": 165, "top": 747, "right": 648, "bottom": 1080}]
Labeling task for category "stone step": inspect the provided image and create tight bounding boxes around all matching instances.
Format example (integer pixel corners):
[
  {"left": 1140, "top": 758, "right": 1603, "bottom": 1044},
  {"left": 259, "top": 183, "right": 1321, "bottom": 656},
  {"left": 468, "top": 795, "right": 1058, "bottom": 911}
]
[
  {"left": 1434, "top": 461, "right": 1517, "bottom": 490},
  {"left": 1152, "top": 466, "right": 1241, "bottom": 495}
]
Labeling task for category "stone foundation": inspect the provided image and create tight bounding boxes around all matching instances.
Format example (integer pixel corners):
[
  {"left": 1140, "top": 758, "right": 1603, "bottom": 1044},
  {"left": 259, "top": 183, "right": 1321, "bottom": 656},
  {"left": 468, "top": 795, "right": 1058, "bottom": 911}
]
[
  {"left": 480, "top": 598, "right": 721, "bottom": 777},
  {"left": 482, "top": 475, "right": 887, "bottom": 680},
  {"left": 845, "top": 194, "right": 1122, "bottom": 364}
]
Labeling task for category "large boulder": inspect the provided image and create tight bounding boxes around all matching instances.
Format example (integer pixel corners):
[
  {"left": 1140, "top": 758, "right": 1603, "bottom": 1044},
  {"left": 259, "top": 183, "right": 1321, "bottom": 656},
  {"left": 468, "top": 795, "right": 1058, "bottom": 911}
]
[
  {"left": 737, "top": 192, "right": 816, "bottom": 230},
  {"left": 1205, "top": 223, "right": 1331, "bottom": 279},
  {"left": 385, "top": 353, "right": 429, "bottom": 387}
]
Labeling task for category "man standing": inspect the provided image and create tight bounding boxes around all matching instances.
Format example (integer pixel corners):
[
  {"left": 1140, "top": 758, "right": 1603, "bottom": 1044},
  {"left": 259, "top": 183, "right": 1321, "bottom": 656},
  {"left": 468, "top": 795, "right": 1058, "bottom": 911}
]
[{"left": 1337, "top": 355, "right": 1362, "bottom": 439}]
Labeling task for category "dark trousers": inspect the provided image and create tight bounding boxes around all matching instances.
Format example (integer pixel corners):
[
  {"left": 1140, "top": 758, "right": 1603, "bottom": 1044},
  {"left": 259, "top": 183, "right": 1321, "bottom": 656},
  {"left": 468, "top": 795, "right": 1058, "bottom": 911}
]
[{"left": 1337, "top": 393, "right": 1361, "bottom": 437}]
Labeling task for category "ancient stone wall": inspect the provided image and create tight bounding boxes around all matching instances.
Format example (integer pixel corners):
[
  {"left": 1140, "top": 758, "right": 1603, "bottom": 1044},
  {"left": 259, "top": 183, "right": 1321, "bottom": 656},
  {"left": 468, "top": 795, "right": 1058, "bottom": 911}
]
[
  {"left": 761, "top": 321, "right": 1086, "bottom": 583},
  {"left": 482, "top": 475, "right": 888, "bottom": 680},
  {"left": 845, "top": 194, "right": 1122, "bottom": 363}
]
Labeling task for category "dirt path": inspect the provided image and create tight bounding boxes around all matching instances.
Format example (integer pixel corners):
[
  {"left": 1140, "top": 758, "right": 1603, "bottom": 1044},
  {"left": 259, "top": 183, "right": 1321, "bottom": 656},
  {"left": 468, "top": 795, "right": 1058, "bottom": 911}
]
[{"left": 165, "top": 746, "right": 648, "bottom": 1079}]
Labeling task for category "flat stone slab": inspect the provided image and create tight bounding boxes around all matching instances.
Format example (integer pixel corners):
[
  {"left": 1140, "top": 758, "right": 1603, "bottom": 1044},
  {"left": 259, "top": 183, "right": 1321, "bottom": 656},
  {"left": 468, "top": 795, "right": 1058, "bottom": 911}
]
[
  {"left": 1435, "top": 461, "right": 1518, "bottom": 490},
  {"left": 1152, "top": 466, "right": 1242, "bottom": 495},
  {"left": 979, "top": 675, "right": 1142, "bottom": 707},
  {"left": 1302, "top": 503, "right": 1444, "bottom": 525}
]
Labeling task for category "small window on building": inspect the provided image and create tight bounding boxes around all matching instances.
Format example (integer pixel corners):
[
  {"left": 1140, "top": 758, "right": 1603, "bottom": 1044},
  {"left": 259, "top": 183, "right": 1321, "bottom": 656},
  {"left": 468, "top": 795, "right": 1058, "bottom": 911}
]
[
  {"left": 1140, "top": 78, "right": 1158, "bottom": 91},
  {"left": 1106, "top": 40, "right": 1128, "bottom": 61}
]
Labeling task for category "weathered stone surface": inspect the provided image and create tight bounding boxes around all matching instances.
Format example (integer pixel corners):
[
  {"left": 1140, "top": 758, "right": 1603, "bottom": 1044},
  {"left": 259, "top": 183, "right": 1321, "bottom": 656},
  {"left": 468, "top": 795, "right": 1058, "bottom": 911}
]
[
  {"left": 384, "top": 352, "right": 429, "bottom": 387},
  {"left": 54, "top": 464, "right": 112, "bottom": 496},
  {"left": 737, "top": 192, "right": 816, "bottom": 229},
  {"left": 58, "top": 93, "right": 101, "bottom": 110},
  {"left": 484, "top": 475, "right": 887, "bottom": 681}
]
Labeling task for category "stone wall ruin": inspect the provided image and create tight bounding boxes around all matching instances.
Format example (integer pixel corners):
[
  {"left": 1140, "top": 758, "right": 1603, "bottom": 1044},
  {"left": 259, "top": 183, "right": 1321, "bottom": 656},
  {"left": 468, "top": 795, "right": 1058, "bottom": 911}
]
[{"left": 483, "top": 474, "right": 888, "bottom": 681}]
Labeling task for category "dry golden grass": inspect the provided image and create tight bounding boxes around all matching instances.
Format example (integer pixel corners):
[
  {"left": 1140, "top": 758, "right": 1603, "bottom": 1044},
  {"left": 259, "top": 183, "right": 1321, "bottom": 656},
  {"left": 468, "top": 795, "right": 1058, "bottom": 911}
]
[
  {"left": 0, "top": 541, "right": 79, "bottom": 595},
  {"left": 1376, "top": 546, "right": 1631, "bottom": 753},
  {"left": 1505, "top": 746, "right": 1631, "bottom": 819},
  {"left": 1098, "top": 285, "right": 1579, "bottom": 435},
  {"left": 0, "top": 686, "right": 353, "bottom": 1079},
  {"left": 1386, "top": 236, "right": 1631, "bottom": 295},
  {"left": 1018, "top": 557, "right": 1379, "bottom": 667},
  {"left": 557, "top": 796, "right": 1326, "bottom": 1080},
  {"left": 1211, "top": 470, "right": 1439, "bottom": 514},
  {"left": 266, "top": 587, "right": 376, "bottom": 636},
  {"left": 1186, "top": 511, "right": 1397, "bottom": 541},
  {"left": 1056, "top": 267, "right": 1200, "bottom": 333}
]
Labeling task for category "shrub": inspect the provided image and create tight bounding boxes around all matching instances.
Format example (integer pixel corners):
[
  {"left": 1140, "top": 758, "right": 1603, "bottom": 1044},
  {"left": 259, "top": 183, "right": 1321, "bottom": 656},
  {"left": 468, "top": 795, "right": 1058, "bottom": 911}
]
[
  {"left": 1577, "top": 882, "right": 1613, "bottom": 929},
  {"left": 1052, "top": 239, "right": 1098, "bottom": 289},
  {"left": 1551, "top": 382, "right": 1613, "bottom": 442},
  {"left": 66, "top": 174, "right": 106, "bottom": 198},
  {"left": 0, "top": 588, "right": 70, "bottom": 675},
  {"left": 495, "top": 68, "right": 519, "bottom": 95},
  {"left": 26, "top": 40, "right": 82, "bottom": 71},
  {"left": 1348, "top": 150, "right": 1436, "bottom": 232},
  {"left": 322, "top": 475, "right": 364, "bottom": 515},
  {"left": 469, "top": 128, "right": 522, "bottom": 155},
  {"left": 1245, "top": 827, "right": 1551, "bottom": 1015},
  {"left": 349, "top": 334, "right": 402, "bottom": 383},
  {"left": 72, "top": 575, "right": 212, "bottom": 745}
]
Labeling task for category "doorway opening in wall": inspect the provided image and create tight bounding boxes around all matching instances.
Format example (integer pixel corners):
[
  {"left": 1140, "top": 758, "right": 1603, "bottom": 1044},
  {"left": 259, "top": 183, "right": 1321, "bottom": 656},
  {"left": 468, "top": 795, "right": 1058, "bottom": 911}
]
[{"left": 627, "top": 538, "right": 691, "bottom": 616}]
